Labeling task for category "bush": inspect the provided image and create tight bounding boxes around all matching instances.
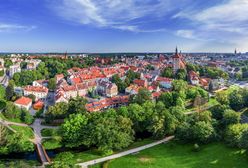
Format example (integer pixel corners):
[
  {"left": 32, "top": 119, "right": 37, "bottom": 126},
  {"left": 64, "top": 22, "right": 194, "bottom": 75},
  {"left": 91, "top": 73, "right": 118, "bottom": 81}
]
[
  {"left": 41, "top": 128, "right": 57, "bottom": 137},
  {"left": 102, "top": 160, "right": 110, "bottom": 168},
  {"left": 0, "top": 100, "right": 6, "bottom": 110},
  {"left": 225, "top": 124, "right": 248, "bottom": 147},
  {"left": 34, "top": 109, "right": 44, "bottom": 118},
  {"left": 192, "top": 143, "right": 200, "bottom": 152}
]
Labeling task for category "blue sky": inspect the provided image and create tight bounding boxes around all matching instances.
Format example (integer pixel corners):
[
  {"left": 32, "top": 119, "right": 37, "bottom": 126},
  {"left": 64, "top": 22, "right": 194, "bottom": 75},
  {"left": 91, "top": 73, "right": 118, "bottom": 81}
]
[{"left": 0, "top": 0, "right": 247, "bottom": 53}]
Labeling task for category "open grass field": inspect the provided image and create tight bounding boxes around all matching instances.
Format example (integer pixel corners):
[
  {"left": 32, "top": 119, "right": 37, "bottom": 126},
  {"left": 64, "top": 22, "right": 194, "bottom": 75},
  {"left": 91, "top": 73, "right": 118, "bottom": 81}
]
[
  {"left": 0, "top": 112, "right": 24, "bottom": 124},
  {"left": 42, "top": 138, "right": 62, "bottom": 150},
  {"left": 51, "top": 138, "right": 156, "bottom": 164},
  {"left": 41, "top": 128, "right": 59, "bottom": 137},
  {"left": 10, "top": 125, "right": 34, "bottom": 139},
  {"left": 96, "top": 142, "right": 248, "bottom": 168}
]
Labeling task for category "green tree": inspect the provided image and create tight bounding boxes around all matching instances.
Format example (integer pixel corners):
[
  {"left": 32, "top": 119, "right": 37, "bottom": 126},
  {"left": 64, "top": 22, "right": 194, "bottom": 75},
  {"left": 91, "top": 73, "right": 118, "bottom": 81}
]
[
  {"left": 127, "top": 103, "right": 145, "bottom": 132},
  {"left": 126, "top": 70, "right": 140, "bottom": 82},
  {"left": 5, "top": 81, "right": 14, "bottom": 101},
  {"left": 4, "top": 59, "right": 13, "bottom": 68},
  {"left": 52, "top": 152, "right": 74, "bottom": 168},
  {"left": 161, "top": 67, "right": 173, "bottom": 78},
  {"left": 216, "top": 91, "right": 229, "bottom": 105},
  {"left": 0, "top": 85, "right": 6, "bottom": 100},
  {"left": 158, "top": 92, "right": 173, "bottom": 108},
  {"left": 192, "top": 121, "right": 215, "bottom": 143},
  {"left": 0, "top": 125, "right": 7, "bottom": 146},
  {"left": 225, "top": 124, "right": 248, "bottom": 147},
  {"left": 112, "top": 74, "right": 127, "bottom": 93},
  {"left": 91, "top": 113, "right": 134, "bottom": 153},
  {"left": 175, "top": 122, "right": 193, "bottom": 142},
  {"left": 222, "top": 109, "right": 240, "bottom": 126},
  {"left": 210, "top": 104, "right": 228, "bottom": 120},
  {"left": 20, "top": 62, "right": 27, "bottom": 69},
  {"left": 239, "top": 130, "right": 248, "bottom": 150},
  {"left": 175, "top": 69, "right": 187, "bottom": 80},
  {"left": 27, "top": 94, "right": 36, "bottom": 103},
  {"left": 0, "top": 70, "right": 4, "bottom": 77},
  {"left": 229, "top": 90, "right": 244, "bottom": 111},
  {"left": 61, "top": 114, "right": 89, "bottom": 147},
  {"left": 131, "top": 88, "right": 151, "bottom": 105},
  {"left": 68, "top": 97, "right": 87, "bottom": 114},
  {"left": 45, "top": 102, "right": 69, "bottom": 122},
  {"left": 48, "top": 78, "right": 56, "bottom": 91},
  {"left": 172, "top": 80, "right": 187, "bottom": 92}
]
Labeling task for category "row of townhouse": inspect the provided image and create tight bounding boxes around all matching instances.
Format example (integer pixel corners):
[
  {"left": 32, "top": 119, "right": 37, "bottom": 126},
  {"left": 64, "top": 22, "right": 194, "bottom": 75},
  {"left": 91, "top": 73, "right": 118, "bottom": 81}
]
[
  {"left": 188, "top": 70, "right": 226, "bottom": 90},
  {"left": 55, "top": 77, "right": 97, "bottom": 103},
  {"left": 26, "top": 59, "right": 42, "bottom": 70},
  {"left": 97, "top": 79, "right": 118, "bottom": 97},
  {"left": 85, "top": 95, "right": 129, "bottom": 112},
  {"left": 23, "top": 85, "right": 49, "bottom": 100}
]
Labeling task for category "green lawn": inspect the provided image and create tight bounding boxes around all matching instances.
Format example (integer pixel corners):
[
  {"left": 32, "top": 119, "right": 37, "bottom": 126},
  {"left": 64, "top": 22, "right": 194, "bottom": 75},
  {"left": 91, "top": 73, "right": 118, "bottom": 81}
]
[
  {"left": 51, "top": 138, "right": 155, "bottom": 165},
  {"left": 99, "top": 142, "right": 248, "bottom": 168},
  {"left": 0, "top": 160, "right": 39, "bottom": 168},
  {"left": 42, "top": 137, "right": 62, "bottom": 150},
  {"left": 41, "top": 128, "right": 59, "bottom": 137},
  {"left": 10, "top": 125, "right": 34, "bottom": 139},
  {"left": 0, "top": 113, "right": 24, "bottom": 124}
]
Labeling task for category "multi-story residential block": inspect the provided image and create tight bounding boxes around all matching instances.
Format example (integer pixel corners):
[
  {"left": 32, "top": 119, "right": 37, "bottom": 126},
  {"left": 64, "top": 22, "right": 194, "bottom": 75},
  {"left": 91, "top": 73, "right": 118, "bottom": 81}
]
[
  {"left": 26, "top": 59, "right": 41, "bottom": 70},
  {"left": 9, "top": 64, "right": 21, "bottom": 77},
  {"left": 14, "top": 96, "right": 32, "bottom": 110},
  {"left": 188, "top": 71, "right": 200, "bottom": 85},
  {"left": 154, "top": 76, "right": 173, "bottom": 89},
  {"left": 97, "top": 79, "right": 118, "bottom": 97},
  {"left": 33, "top": 79, "right": 48, "bottom": 87},
  {"left": 85, "top": 95, "right": 129, "bottom": 112},
  {"left": 23, "top": 85, "right": 48, "bottom": 100}
]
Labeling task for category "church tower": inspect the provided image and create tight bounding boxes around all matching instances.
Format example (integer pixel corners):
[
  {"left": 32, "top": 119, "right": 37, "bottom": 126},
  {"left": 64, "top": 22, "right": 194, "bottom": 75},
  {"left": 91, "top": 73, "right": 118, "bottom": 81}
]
[{"left": 172, "top": 47, "right": 180, "bottom": 73}]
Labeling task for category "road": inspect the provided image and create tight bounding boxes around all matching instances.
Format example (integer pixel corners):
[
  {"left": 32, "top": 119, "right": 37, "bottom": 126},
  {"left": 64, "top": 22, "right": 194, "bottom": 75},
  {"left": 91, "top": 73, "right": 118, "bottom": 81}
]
[
  {"left": 2, "top": 120, "right": 28, "bottom": 127},
  {"left": 30, "top": 119, "right": 58, "bottom": 139},
  {"left": 0, "top": 119, "right": 17, "bottom": 133},
  {"left": 76, "top": 136, "right": 174, "bottom": 168}
]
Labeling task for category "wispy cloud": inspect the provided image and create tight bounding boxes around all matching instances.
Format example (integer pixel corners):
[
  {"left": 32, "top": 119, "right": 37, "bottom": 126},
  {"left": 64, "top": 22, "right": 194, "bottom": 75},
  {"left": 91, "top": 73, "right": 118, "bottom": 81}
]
[
  {"left": 0, "top": 23, "right": 36, "bottom": 33},
  {"left": 51, "top": 0, "right": 186, "bottom": 32},
  {"left": 174, "top": 0, "right": 248, "bottom": 46}
]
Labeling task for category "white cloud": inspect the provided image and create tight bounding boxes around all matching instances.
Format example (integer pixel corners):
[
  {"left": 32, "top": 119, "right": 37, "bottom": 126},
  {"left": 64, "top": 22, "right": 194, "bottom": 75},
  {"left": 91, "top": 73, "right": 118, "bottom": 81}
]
[
  {"left": 176, "top": 30, "right": 195, "bottom": 39},
  {"left": 51, "top": 0, "right": 184, "bottom": 32},
  {"left": 173, "top": 0, "right": 248, "bottom": 50},
  {"left": 0, "top": 23, "right": 36, "bottom": 33},
  {"left": 175, "top": 0, "right": 248, "bottom": 34}
]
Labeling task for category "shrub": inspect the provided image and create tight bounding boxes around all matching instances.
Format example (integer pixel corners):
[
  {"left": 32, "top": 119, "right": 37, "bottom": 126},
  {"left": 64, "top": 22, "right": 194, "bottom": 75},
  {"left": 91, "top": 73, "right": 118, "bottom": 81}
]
[{"left": 192, "top": 143, "right": 200, "bottom": 152}]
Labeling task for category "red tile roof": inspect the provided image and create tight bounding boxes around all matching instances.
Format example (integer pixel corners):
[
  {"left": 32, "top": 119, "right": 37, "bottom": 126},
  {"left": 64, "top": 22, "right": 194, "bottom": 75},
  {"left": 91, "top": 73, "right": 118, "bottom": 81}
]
[
  {"left": 15, "top": 97, "right": 32, "bottom": 106},
  {"left": 86, "top": 95, "right": 129, "bottom": 112},
  {"left": 133, "top": 79, "right": 147, "bottom": 87},
  {"left": 24, "top": 85, "right": 48, "bottom": 93},
  {"left": 33, "top": 100, "right": 44, "bottom": 110},
  {"left": 156, "top": 77, "right": 173, "bottom": 82}
]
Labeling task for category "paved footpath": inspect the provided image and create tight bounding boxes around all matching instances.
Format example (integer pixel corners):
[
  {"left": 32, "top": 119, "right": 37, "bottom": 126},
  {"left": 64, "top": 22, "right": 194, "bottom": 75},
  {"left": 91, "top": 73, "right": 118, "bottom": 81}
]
[{"left": 77, "top": 136, "right": 174, "bottom": 168}]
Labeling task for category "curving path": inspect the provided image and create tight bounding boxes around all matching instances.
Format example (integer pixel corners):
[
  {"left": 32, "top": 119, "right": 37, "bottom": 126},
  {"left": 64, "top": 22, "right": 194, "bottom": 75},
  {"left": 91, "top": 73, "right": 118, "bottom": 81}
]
[
  {"left": 76, "top": 136, "right": 174, "bottom": 168},
  {"left": 0, "top": 118, "right": 55, "bottom": 165}
]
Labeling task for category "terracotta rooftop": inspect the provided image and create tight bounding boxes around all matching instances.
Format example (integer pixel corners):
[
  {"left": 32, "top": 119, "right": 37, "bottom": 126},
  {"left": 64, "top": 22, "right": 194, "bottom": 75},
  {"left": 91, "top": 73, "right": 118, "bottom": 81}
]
[{"left": 14, "top": 96, "right": 32, "bottom": 106}]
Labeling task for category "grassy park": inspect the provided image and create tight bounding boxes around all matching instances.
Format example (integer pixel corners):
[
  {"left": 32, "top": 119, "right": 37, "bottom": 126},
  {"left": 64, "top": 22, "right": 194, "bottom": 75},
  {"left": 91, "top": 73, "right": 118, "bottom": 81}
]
[
  {"left": 10, "top": 125, "right": 34, "bottom": 139},
  {"left": 93, "top": 142, "right": 248, "bottom": 168}
]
